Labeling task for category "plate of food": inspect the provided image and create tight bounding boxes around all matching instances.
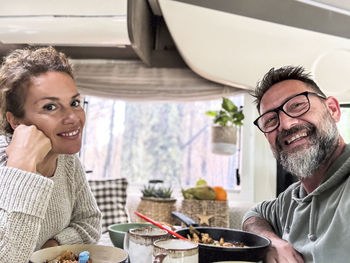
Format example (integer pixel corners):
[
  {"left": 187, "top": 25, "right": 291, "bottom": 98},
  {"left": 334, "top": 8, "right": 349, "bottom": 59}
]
[{"left": 30, "top": 244, "right": 128, "bottom": 263}]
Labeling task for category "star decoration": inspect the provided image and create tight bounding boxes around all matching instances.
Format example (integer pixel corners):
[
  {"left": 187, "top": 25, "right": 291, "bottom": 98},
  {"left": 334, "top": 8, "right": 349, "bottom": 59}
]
[{"left": 196, "top": 214, "right": 214, "bottom": 226}]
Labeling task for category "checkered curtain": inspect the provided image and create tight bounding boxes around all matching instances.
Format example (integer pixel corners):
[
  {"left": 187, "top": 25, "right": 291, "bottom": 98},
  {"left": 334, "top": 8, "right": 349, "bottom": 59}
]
[{"left": 88, "top": 178, "right": 129, "bottom": 233}]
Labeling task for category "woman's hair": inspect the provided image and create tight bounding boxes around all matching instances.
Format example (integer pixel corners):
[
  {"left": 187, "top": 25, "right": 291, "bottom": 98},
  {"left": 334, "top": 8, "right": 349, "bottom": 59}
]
[
  {"left": 0, "top": 46, "right": 74, "bottom": 135},
  {"left": 252, "top": 66, "right": 326, "bottom": 112}
]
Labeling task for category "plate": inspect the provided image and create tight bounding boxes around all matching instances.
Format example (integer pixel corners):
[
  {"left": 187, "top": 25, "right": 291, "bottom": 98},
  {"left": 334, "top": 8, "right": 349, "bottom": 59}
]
[{"left": 30, "top": 244, "right": 128, "bottom": 263}]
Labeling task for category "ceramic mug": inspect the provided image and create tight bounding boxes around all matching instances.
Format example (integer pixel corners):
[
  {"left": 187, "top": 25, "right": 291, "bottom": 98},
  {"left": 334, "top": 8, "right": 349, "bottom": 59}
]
[
  {"left": 124, "top": 226, "right": 170, "bottom": 263},
  {"left": 153, "top": 239, "right": 198, "bottom": 263}
]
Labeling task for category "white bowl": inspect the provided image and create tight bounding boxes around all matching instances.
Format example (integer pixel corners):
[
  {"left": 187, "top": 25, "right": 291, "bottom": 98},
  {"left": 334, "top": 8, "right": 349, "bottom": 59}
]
[{"left": 30, "top": 244, "right": 128, "bottom": 263}]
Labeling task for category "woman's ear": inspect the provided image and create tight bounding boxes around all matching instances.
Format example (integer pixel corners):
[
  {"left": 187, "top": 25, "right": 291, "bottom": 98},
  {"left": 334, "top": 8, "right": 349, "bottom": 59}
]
[
  {"left": 325, "top": 96, "right": 341, "bottom": 122},
  {"left": 6, "top": 112, "right": 21, "bottom": 130}
]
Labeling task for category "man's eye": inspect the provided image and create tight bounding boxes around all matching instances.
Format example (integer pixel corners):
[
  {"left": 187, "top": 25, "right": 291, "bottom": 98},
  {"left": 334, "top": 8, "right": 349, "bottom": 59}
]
[
  {"left": 43, "top": 104, "right": 57, "bottom": 111},
  {"left": 71, "top": 100, "right": 81, "bottom": 107},
  {"left": 263, "top": 116, "right": 278, "bottom": 128},
  {"left": 290, "top": 102, "right": 306, "bottom": 110}
]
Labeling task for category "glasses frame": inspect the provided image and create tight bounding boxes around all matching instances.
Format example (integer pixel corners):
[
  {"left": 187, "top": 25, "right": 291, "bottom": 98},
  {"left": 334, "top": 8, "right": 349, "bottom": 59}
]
[{"left": 254, "top": 91, "right": 327, "bottom": 133}]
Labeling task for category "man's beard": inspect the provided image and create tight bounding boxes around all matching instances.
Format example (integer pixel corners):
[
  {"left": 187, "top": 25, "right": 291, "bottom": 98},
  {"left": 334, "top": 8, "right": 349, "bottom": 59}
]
[{"left": 272, "top": 111, "right": 339, "bottom": 178}]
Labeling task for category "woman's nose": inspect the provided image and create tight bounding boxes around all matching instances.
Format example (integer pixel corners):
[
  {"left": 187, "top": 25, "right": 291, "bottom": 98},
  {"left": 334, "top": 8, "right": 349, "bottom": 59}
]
[{"left": 62, "top": 109, "right": 80, "bottom": 124}]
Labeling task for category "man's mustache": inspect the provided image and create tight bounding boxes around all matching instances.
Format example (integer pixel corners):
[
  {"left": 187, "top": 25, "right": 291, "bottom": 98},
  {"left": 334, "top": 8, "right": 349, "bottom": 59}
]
[{"left": 275, "top": 124, "right": 314, "bottom": 149}]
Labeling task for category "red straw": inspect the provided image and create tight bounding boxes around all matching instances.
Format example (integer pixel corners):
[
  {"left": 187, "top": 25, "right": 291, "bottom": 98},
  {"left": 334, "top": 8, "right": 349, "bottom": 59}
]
[{"left": 134, "top": 211, "right": 188, "bottom": 241}]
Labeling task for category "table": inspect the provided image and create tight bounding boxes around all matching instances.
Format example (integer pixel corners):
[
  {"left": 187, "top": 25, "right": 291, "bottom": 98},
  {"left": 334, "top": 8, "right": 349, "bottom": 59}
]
[{"left": 97, "top": 232, "right": 114, "bottom": 247}]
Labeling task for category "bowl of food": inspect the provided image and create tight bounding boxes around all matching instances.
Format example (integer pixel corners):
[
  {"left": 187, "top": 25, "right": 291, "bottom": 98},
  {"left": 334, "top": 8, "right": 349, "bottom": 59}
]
[
  {"left": 108, "top": 222, "right": 158, "bottom": 249},
  {"left": 29, "top": 244, "right": 128, "bottom": 263}
]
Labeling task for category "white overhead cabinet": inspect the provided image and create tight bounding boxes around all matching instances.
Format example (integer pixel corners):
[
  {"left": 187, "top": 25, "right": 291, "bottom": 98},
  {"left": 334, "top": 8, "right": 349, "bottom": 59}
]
[{"left": 0, "top": 0, "right": 130, "bottom": 45}]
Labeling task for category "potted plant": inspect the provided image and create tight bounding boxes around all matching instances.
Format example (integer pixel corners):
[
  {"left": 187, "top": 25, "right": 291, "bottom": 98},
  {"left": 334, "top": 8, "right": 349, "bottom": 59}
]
[
  {"left": 206, "top": 97, "right": 244, "bottom": 155},
  {"left": 136, "top": 180, "right": 177, "bottom": 224}
]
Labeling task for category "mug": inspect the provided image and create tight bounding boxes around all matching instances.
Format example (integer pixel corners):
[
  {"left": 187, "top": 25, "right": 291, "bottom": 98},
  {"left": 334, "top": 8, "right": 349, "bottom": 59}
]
[
  {"left": 153, "top": 239, "right": 198, "bottom": 263},
  {"left": 124, "top": 226, "right": 170, "bottom": 263}
]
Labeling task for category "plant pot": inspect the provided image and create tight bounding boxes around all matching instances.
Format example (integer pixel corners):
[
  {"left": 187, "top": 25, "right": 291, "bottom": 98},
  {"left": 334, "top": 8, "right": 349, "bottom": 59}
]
[
  {"left": 211, "top": 126, "right": 237, "bottom": 155},
  {"left": 136, "top": 197, "right": 177, "bottom": 224}
]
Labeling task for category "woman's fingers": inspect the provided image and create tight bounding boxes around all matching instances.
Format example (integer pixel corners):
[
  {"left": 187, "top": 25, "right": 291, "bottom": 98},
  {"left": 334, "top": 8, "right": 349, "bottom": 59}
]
[{"left": 6, "top": 124, "right": 52, "bottom": 172}]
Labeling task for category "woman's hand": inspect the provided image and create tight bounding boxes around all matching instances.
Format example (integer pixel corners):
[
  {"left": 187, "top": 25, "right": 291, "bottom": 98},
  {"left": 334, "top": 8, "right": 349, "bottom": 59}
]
[
  {"left": 6, "top": 124, "right": 52, "bottom": 173},
  {"left": 41, "top": 239, "right": 59, "bottom": 249}
]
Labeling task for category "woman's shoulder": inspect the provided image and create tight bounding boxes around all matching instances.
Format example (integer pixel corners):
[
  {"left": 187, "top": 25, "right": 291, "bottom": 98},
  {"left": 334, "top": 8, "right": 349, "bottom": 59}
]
[
  {"left": 57, "top": 154, "right": 86, "bottom": 181},
  {"left": 0, "top": 135, "right": 10, "bottom": 166}
]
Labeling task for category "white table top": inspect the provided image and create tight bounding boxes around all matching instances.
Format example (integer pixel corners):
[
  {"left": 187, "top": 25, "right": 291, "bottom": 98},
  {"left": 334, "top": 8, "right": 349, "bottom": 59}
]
[{"left": 97, "top": 232, "right": 114, "bottom": 247}]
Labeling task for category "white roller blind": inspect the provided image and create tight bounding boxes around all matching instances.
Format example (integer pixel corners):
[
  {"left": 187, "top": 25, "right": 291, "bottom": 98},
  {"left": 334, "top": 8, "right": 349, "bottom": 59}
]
[{"left": 72, "top": 59, "right": 243, "bottom": 102}]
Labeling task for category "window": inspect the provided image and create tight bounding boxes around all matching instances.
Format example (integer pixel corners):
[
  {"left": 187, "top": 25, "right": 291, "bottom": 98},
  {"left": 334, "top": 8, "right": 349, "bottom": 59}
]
[
  {"left": 80, "top": 96, "right": 243, "bottom": 191},
  {"left": 339, "top": 106, "right": 350, "bottom": 143}
]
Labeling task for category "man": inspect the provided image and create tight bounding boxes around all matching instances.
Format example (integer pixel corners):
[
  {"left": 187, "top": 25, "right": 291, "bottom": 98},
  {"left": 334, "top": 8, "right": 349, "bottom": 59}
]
[{"left": 242, "top": 66, "right": 350, "bottom": 263}]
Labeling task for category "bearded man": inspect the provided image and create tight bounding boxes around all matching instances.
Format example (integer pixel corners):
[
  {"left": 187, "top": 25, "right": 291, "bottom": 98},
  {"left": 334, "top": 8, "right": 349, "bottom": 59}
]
[{"left": 242, "top": 66, "right": 350, "bottom": 263}]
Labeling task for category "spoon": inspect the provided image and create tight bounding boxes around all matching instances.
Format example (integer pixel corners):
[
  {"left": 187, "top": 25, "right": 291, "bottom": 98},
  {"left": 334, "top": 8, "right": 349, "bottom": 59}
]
[{"left": 134, "top": 211, "right": 188, "bottom": 241}]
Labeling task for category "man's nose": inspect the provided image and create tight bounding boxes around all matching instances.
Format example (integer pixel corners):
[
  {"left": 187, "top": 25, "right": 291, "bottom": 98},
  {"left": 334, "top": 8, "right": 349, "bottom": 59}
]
[{"left": 277, "top": 110, "right": 298, "bottom": 132}]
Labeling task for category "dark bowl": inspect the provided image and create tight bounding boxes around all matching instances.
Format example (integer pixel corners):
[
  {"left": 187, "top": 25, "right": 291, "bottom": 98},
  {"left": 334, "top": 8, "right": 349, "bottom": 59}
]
[{"left": 175, "top": 227, "right": 270, "bottom": 263}]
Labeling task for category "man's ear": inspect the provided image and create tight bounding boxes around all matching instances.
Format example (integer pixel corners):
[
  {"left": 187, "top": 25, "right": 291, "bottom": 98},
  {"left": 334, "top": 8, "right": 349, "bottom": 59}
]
[
  {"left": 325, "top": 96, "right": 341, "bottom": 122},
  {"left": 6, "top": 112, "right": 21, "bottom": 130}
]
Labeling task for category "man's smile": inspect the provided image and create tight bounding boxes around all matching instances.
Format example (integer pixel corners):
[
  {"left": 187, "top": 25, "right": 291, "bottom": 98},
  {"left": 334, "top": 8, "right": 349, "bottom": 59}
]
[
  {"left": 276, "top": 124, "right": 315, "bottom": 152},
  {"left": 284, "top": 131, "right": 308, "bottom": 146}
]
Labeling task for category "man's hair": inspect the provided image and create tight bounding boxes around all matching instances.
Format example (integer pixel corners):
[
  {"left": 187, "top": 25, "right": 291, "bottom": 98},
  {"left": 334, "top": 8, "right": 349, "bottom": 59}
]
[
  {"left": 252, "top": 66, "right": 326, "bottom": 112},
  {"left": 0, "top": 46, "right": 74, "bottom": 135}
]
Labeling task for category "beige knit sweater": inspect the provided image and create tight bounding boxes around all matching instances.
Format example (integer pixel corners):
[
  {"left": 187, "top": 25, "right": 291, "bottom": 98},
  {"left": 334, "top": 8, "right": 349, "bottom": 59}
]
[{"left": 0, "top": 136, "right": 102, "bottom": 263}]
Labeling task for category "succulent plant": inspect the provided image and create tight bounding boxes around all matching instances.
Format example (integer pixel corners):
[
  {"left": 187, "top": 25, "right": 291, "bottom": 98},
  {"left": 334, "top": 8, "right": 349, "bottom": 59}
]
[{"left": 141, "top": 181, "right": 173, "bottom": 198}]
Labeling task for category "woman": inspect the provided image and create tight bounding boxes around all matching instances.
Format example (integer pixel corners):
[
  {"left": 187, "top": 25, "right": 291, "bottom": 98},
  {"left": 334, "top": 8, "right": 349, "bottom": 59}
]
[{"left": 0, "top": 47, "right": 102, "bottom": 262}]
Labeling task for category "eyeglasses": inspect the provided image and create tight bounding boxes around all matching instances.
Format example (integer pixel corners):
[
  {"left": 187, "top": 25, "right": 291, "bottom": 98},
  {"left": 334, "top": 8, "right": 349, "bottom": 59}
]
[{"left": 254, "top": 91, "right": 326, "bottom": 133}]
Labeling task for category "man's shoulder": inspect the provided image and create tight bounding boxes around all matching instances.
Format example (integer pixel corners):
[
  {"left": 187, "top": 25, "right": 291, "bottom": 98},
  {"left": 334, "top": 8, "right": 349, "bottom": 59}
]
[{"left": 278, "top": 181, "right": 301, "bottom": 198}]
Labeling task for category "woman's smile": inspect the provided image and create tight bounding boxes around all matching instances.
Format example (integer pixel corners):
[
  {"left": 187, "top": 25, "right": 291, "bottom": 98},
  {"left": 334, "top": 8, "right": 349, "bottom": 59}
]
[{"left": 57, "top": 128, "right": 81, "bottom": 138}]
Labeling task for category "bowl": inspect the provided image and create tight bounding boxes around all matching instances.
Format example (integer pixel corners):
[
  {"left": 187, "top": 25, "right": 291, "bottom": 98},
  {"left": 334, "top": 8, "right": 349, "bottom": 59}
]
[
  {"left": 29, "top": 244, "right": 128, "bottom": 263},
  {"left": 108, "top": 222, "right": 158, "bottom": 248}
]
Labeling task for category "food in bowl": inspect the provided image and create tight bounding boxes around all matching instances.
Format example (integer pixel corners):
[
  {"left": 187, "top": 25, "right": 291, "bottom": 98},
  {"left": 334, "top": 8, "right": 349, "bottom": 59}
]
[
  {"left": 43, "top": 250, "right": 91, "bottom": 263},
  {"left": 187, "top": 226, "right": 246, "bottom": 248}
]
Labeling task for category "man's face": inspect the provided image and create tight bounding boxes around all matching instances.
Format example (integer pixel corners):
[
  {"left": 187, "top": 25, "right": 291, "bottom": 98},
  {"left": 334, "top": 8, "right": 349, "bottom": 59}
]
[{"left": 259, "top": 80, "right": 339, "bottom": 178}]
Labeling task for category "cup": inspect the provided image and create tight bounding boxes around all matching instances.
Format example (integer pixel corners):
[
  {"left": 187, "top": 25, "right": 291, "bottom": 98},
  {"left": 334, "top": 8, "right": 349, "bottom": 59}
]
[
  {"left": 153, "top": 239, "right": 198, "bottom": 263},
  {"left": 108, "top": 222, "right": 158, "bottom": 248},
  {"left": 124, "top": 226, "right": 170, "bottom": 263}
]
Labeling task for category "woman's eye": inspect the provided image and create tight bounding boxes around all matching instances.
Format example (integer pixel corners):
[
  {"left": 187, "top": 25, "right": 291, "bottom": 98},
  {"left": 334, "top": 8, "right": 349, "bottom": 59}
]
[
  {"left": 43, "top": 104, "right": 57, "bottom": 111},
  {"left": 71, "top": 99, "right": 81, "bottom": 107}
]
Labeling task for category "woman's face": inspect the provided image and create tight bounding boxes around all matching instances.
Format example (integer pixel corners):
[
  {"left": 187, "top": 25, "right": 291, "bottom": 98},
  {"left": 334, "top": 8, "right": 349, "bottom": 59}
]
[{"left": 19, "top": 71, "right": 85, "bottom": 154}]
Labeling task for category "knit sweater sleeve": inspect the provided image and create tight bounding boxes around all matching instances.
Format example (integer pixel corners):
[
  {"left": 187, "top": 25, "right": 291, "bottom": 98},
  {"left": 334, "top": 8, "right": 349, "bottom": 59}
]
[
  {"left": 0, "top": 135, "right": 54, "bottom": 262},
  {"left": 53, "top": 155, "right": 102, "bottom": 244},
  {"left": 0, "top": 167, "right": 54, "bottom": 263}
]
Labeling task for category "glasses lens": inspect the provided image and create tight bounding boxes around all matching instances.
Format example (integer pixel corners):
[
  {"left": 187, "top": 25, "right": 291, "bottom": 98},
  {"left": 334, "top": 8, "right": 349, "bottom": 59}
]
[
  {"left": 284, "top": 94, "right": 310, "bottom": 117},
  {"left": 258, "top": 111, "right": 279, "bottom": 132}
]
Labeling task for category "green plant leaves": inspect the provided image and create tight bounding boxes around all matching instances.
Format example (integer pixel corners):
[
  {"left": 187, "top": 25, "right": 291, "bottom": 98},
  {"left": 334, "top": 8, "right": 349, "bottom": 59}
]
[
  {"left": 141, "top": 184, "right": 173, "bottom": 198},
  {"left": 222, "top": 97, "right": 237, "bottom": 112},
  {"left": 205, "top": 111, "right": 217, "bottom": 117},
  {"left": 206, "top": 97, "right": 244, "bottom": 126}
]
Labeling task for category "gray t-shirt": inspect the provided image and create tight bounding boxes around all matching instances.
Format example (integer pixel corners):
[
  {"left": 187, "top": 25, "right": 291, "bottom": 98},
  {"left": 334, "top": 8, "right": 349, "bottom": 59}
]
[{"left": 243, "top": 144, "right": 350, "bottom": 263}]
